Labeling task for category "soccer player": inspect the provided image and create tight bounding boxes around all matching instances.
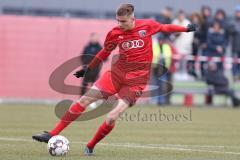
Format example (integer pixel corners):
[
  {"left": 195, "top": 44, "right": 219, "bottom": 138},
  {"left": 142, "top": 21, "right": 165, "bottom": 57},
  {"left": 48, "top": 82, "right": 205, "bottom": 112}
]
[{"left": 32, "top": 4, "right": 196, "bottom": 155}]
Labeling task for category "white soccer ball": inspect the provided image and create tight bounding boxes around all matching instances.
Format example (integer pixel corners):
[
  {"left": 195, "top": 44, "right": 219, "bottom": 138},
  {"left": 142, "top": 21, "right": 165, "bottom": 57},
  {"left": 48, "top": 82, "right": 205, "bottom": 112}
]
[{"left": 47, "top": 135, "right": 70, "bottom": 156}]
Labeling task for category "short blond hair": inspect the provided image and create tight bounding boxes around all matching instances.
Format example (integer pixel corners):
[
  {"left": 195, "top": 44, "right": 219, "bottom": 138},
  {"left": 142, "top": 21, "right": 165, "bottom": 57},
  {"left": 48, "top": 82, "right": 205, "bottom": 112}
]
[{"left": 116, "top": 4, "right": 134, "bottom": 16}]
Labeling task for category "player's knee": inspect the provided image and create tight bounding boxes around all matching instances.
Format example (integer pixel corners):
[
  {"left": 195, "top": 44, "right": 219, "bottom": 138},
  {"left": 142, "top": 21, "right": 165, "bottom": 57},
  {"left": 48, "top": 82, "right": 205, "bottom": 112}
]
[
  {"left": 78, "top": 96, "right": 93, "bottom": 107},
  {"left": 106, "top": 118, "right": 115, "bottom": 126},
  {"left": 106, "top": 114, "right": 117, "bottom": 125}
]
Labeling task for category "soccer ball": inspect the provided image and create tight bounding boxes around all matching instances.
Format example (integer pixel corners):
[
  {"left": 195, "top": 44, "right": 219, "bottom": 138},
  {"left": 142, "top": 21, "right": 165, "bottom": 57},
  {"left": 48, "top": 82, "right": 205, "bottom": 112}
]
[{"left": 47, "top": 135, "right": 70, "bottom": 156}]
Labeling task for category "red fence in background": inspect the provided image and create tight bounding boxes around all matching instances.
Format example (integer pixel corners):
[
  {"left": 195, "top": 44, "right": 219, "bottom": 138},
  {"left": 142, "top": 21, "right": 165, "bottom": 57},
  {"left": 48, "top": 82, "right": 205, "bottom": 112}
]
[{"left": 0, "top": 15, "right": 116, "bottom": 99}]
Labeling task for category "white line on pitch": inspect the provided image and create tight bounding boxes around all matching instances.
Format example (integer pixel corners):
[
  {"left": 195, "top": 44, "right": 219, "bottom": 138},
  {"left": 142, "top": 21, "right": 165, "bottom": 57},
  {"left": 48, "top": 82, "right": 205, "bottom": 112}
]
[{"left": 0, "top": 137, "right": 239, "bottom": 155}]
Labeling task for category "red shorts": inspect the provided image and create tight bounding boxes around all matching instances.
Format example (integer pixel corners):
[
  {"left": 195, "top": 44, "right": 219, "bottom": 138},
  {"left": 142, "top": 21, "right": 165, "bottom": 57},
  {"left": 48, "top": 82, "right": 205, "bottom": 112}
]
[{"left": 95, "top": 70, "right": 149, "bottom": 106}]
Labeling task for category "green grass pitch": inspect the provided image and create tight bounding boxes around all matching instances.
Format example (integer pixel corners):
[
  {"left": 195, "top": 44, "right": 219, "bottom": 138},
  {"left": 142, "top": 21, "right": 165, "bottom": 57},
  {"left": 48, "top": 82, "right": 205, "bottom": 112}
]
[{"left": 0, "top": 104, "right": 240, "bottom": 160}]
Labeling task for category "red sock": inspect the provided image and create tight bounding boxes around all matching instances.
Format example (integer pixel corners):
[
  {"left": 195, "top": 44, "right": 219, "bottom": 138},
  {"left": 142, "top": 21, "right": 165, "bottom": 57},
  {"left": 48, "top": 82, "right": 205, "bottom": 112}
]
[
  {"left": 87, "top": 121, "right": 115, "bottom": 149},
  {"left": 50, "top": 102, "right": 85, "bottom": 136}
]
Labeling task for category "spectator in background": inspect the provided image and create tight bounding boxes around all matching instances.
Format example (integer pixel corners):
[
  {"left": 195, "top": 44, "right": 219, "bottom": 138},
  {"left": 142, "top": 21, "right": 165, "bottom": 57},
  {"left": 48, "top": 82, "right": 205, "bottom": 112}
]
[
  {"left": 151, "top": 7, "right": 174, "bottom": 105},
  {"left": 206, "top": 21, "right": 227, "bottom": 71},
  {"left": 214, "top": 9, "right": 228, "bottom": 28},
  {"left": 151, "top": 36, "right": 161, "bottom": 105},
  {"left": 205, "top": 62, "right": 240, "bottom": 107},
  {"left": 151, "top": 36, "right": 173, "bottom": 105},
  {"left": 156, "top": 7, "right": 173, "bottom": 40},
  {"left": 229, "top": 5, "right": 240, "bottom": 82},
  {"left": 172, "top": 10, "right": 194, "bottom": 79},
  {"left": 201, "top": 6, "right": 213, "bottom": 42},
  {"left": 200, "top": 6, "right": 213, "bottom": 78},
  {"left": 187, "top": 12, "right": 204, "bottom": 79},
  {"left": 81, "top": 33, "right": 102, "bottom": 95},
  {"left": 214, "top": 9, "right": 229, "bottom": 42}
]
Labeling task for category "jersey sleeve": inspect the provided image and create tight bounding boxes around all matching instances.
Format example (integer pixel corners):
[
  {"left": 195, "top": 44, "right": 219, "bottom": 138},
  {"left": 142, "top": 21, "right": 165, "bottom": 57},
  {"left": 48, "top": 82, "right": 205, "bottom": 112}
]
[
  {"left": 103, "top": 30, "right": 118, "bottom": 53},
  {"left": 88, "top": 30, "right": 118, "bottom": 69},
  {"left": 148, "top": 20, "right": 187, "bottom": 35}
]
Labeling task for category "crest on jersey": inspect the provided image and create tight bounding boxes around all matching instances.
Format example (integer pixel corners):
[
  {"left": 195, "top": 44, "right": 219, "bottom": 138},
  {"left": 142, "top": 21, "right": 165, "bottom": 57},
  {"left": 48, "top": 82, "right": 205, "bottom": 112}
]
[{"left": 138, "top": 30, "right": 146, "bottom": 37}]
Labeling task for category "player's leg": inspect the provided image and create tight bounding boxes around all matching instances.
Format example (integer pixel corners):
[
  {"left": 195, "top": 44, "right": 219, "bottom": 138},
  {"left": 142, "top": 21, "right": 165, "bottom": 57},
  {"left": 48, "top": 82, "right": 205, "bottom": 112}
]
[
  {"left": 49, "top": 85, "right": 105, "bottom": 135},
  {"left": 85, "top": 98, "right": 130, "bottom": 156},
  {"left": 85, "top": 84, "right": 146, "bottom": 155},
  {"left": 32, "top": 85, "right": 104, "bottom": 143},
  {"left": 32, "top": 71, "right": 119, "bottom": 143}
]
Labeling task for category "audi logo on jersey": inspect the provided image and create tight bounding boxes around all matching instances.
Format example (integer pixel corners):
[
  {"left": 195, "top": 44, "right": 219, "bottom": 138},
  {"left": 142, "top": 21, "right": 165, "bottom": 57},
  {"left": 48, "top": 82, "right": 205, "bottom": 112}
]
[{"left": 121, "top": 39, "right": 144, "bottom": 50}]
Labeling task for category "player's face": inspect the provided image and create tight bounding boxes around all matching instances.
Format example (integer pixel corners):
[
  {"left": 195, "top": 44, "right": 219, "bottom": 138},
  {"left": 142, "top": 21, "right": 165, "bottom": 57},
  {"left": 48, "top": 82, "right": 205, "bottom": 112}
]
[{"left": 116, "top": 15, "right": 135, "bottom": 31}]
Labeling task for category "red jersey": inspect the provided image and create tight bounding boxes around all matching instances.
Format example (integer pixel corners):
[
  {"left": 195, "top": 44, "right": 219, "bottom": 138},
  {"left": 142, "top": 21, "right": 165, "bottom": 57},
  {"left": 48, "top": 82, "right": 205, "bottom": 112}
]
[
  {"left": 89, "top": 19, "right": 187, "bottom": 77},
  {"left": 90, "top": 19, "right": 187, "bottom": 105}
]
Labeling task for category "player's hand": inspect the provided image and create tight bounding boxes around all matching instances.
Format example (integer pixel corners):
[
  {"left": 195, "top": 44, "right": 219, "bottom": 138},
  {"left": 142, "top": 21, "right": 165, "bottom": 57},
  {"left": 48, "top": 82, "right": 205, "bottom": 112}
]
[
  {"left": 73, "top": 66, "right": 90, "bottom": 78},
  {"left": 186, "top": 24, "right": 196, "bottom": 32}
]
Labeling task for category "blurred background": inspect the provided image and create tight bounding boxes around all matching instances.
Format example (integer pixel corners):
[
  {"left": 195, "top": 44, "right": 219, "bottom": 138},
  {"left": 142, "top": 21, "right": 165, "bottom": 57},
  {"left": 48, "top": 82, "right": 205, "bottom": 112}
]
[
  {"left": 0, "top": 0, "right": 240, "bottom": 107},
  {"left": 1, "top": 2, "right": 240, "bottom": 159}
]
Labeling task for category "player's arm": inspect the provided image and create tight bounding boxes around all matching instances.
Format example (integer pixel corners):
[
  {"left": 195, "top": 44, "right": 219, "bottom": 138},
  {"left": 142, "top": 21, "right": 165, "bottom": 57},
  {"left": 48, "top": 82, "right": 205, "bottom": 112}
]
[
  {"left": 73, "top": 49, "right": 113, "bottom": 78},
  {"left": 74, "top": 31, "right": 117, "bottom": 78},
  {"left": 160, "top": 23, "right": 196, "bottom": 32},
  {"left": 149, "top": 20, "right": 196, "bottom": 34}
]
